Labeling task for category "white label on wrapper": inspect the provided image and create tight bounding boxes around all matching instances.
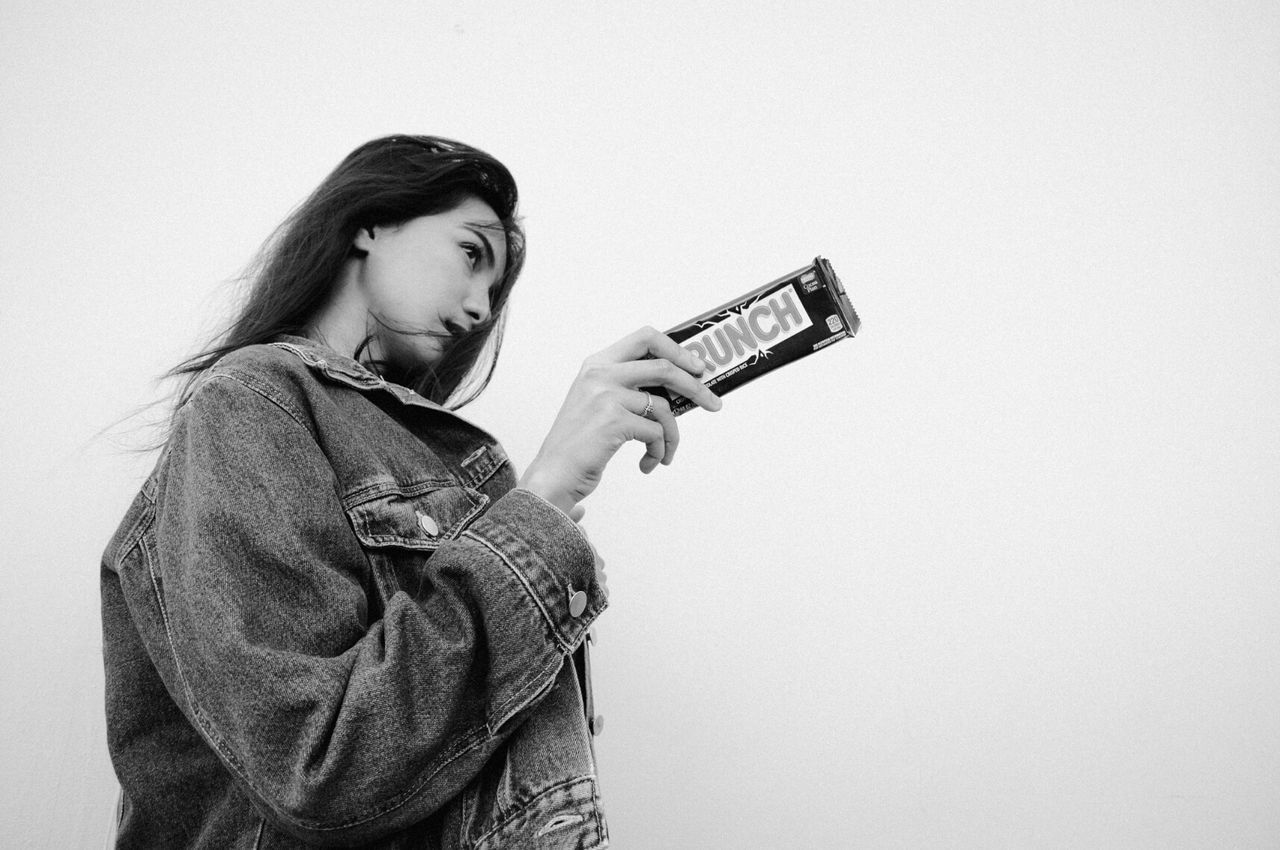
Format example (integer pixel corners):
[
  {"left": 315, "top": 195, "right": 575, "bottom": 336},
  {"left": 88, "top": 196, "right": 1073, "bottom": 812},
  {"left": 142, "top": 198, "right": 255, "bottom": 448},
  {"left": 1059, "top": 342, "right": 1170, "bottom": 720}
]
[{"left": 679, "top": 283, "right": 813, "bottom": 377}]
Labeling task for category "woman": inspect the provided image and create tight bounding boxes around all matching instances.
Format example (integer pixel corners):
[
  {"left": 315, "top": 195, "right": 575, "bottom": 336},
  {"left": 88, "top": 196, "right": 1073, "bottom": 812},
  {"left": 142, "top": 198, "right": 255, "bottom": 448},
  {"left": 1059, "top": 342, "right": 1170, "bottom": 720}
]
[{"left": 101, "top": 135, "right": 721, "bottom": 849}]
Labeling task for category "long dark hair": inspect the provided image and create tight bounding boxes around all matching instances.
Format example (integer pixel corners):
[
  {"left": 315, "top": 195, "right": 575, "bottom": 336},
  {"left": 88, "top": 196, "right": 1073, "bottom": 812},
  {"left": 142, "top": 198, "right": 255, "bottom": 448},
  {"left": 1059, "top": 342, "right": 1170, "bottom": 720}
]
[{"left": 167, "top": 134, "right": 525, "bottom": 413}]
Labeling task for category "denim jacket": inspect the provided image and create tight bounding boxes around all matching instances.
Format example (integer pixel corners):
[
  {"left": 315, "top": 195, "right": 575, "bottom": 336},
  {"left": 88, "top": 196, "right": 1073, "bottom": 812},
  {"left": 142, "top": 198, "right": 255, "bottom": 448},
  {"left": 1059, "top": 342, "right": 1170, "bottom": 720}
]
[{"left": 101, "top": 336, "right": 610, "bottom": 848}]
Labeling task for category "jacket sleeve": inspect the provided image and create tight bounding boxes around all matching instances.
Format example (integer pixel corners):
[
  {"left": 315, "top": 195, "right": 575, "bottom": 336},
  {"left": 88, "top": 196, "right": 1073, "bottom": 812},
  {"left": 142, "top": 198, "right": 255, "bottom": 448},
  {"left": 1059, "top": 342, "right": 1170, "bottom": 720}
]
[{"left": 151, "top": 371, "right": 605, "bottom": 845}]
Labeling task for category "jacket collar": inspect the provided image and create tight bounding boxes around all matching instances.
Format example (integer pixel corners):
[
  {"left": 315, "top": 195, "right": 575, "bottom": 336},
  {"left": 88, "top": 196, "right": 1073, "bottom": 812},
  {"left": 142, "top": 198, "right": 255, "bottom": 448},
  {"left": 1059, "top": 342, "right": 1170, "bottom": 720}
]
[
  {"left": 271, "top": 334, "right": 395, "bottom": 391},
  {"left": 270, "top": 335, "right": 485, "bottom": 421},
  {"left": 269, "top": 334, "right": 506, "bottom": 471}
]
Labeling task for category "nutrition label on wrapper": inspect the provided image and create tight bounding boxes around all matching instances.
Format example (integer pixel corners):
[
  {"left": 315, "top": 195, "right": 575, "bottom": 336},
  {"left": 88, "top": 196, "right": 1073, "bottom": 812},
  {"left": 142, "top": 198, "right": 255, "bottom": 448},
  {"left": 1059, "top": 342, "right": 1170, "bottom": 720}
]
[{"left": 656, "top": 256, "right": 861, "bottom": 415}]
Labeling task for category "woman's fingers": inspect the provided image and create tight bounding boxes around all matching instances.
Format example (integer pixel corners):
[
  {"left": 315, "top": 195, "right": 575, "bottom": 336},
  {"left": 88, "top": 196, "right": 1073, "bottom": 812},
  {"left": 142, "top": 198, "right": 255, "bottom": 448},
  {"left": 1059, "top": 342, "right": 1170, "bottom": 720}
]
[
  {"left": 608, "top": 358, "right": 722, "bottom": 413},
  {"left": 635, "top": 389, "right": 679, "bottom": 467},
  {"left": 628, "top": 409, "right": 667, "bottom": 474},
  {"left": 597, "top": 326, "right": 708, "bottom": 376},
  {"left": 589, "top": 325, "right": 721, "bottom": 412},
  {"left": 519, "top": 326, "right": 722, "bottom": 515}
]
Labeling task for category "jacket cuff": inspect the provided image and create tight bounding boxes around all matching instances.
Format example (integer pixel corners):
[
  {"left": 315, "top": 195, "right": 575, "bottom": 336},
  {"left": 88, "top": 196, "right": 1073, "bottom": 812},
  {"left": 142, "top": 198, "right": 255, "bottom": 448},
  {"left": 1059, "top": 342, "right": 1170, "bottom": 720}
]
[{"left": 463, "top": 488, "right": 605, "bottom": 652}]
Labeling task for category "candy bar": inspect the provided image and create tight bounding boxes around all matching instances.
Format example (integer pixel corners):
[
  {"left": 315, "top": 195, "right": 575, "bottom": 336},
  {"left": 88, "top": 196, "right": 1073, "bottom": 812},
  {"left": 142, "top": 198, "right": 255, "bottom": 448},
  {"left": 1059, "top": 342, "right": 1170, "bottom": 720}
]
[{"left": 658, "top": 256, "right": 860, "bottom": 415}]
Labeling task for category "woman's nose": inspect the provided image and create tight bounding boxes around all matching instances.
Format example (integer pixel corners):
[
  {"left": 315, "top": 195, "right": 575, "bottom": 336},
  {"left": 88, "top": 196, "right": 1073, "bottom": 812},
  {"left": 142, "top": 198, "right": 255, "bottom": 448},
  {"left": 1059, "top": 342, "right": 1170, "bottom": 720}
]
[{"left": 462, "top": 283, "right": 492, "bottom": 325}]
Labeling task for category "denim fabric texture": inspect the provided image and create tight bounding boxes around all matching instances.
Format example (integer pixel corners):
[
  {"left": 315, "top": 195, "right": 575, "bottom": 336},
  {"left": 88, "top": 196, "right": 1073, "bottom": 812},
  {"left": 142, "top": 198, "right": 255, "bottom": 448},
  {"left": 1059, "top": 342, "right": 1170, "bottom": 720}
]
[{"left": 101, "top": 336, "right": 610, "bottom": 848}]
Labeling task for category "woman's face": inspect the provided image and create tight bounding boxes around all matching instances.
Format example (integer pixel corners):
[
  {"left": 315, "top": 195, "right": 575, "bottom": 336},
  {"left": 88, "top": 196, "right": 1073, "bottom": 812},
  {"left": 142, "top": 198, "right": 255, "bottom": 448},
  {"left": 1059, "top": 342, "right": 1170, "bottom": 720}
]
[{"left": 352, "top": 195, "right": 508, "bottom": 371}]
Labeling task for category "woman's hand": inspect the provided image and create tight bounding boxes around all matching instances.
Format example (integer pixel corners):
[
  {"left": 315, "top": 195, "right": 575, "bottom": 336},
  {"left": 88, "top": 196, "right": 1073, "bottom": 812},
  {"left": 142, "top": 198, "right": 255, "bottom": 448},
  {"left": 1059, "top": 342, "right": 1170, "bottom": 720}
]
[{"left": 518, "top": 326, "right": 723, "bottom": 517}]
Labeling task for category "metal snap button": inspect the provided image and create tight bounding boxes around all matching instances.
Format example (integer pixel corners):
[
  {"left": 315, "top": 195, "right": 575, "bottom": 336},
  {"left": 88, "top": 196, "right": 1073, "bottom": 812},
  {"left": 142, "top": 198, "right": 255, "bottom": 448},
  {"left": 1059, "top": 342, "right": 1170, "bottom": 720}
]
[
  {"left": 416, "top": 511, "right": 439, "bottom": 536},
  {"left": 568, "top": 590, "right": 588, "bottom": 617}
]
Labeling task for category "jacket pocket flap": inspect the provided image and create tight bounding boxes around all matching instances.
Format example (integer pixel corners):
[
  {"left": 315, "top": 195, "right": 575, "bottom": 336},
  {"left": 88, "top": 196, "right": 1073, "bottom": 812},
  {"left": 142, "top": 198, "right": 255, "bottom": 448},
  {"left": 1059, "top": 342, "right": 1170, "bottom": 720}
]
[{"left": 346, "top": 480, "right": 488, "bottom": 550}]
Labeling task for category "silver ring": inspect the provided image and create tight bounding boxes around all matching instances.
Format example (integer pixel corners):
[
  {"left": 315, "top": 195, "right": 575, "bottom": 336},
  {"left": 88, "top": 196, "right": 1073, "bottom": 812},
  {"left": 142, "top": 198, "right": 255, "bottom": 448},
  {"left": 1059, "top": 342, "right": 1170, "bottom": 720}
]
[{"left": 640, "top": 391, "right": 654, "bottom": 419}]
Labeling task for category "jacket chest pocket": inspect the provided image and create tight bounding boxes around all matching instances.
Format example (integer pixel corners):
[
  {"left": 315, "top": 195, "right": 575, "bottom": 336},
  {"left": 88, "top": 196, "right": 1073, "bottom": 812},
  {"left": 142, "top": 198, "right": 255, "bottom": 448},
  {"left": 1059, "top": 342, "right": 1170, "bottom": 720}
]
[{"left": 346, "top": 479, "right": 490, "bottom": 552}]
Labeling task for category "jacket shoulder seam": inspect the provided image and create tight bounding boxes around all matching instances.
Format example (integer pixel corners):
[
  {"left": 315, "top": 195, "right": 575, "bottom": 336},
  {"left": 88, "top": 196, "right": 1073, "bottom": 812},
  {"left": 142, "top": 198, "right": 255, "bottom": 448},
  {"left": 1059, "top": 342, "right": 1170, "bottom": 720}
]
[
  {"left": 105, "top": 488, "right": 156, "bottom": 572},
  {"left": 199, "top": 370, "right": 315, "bottom": 438}
]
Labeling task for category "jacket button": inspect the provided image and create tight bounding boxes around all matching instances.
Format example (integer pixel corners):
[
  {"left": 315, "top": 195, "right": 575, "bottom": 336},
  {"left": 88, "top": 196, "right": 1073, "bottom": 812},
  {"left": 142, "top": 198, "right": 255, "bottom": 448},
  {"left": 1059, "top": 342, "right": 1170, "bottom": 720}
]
[
  {"left": 590, "top": 714, "right": 604, "bottom": 736},
  {"left": 416, "top": 511, "right": 439, "bottom": 536},
  {"left": 568, "top": 590, "right": 588, "bottom": 617}
]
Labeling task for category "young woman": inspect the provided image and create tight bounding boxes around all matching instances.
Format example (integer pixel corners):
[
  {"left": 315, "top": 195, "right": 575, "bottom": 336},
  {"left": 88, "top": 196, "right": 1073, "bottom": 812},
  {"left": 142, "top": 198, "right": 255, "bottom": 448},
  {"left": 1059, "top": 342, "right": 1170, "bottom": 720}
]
[{"left": 101, "top": 135, "right": 721, "bottom": 849}]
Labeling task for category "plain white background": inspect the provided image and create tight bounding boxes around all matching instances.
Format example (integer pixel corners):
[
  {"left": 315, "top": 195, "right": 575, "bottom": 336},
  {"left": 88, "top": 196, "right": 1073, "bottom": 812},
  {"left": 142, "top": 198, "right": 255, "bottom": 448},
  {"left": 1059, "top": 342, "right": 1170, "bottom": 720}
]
[{"left": 2, "top": 2, "right": 1278, "bottom": 847}]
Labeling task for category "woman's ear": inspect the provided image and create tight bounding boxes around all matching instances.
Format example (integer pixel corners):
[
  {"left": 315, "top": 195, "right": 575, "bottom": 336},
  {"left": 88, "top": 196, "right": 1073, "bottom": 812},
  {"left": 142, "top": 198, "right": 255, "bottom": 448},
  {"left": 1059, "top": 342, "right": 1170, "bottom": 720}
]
[{"left": 351, "top": 225, "right": 377, "bottom": 258}]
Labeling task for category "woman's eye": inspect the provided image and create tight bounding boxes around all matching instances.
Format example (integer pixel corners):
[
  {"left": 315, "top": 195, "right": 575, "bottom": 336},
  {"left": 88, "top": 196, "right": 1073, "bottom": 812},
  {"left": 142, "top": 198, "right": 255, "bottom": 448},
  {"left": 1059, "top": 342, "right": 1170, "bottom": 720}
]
[{"left": 461, "top": 243, "right": 482, "bottom": 269}]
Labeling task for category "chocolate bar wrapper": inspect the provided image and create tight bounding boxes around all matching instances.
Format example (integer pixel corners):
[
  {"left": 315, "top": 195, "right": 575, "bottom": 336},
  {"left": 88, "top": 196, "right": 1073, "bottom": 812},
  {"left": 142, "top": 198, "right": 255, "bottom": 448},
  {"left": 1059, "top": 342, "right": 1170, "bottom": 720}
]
[{"left": 659, "top": 256, "right": 860, "bottom": 415}]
